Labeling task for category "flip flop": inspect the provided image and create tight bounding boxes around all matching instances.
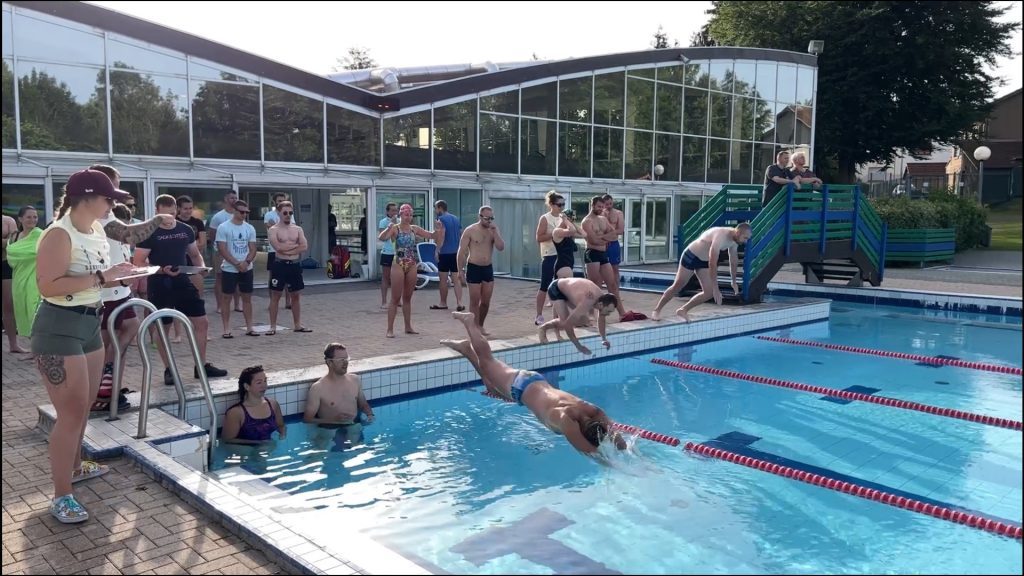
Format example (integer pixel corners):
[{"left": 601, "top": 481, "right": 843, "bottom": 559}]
[
  {"left": 222, "top": 333, "right": 233, "bottom": 339},
  {"left": 456, "top": 306, "right": 466, "bottom": 312},
  {"left": 429, "top": 305, "right": 448, "bottom": 310},
  {"left": 294, "top": 327, "right": 313, "bottom": 333},
  {"left": 265, "top": 330, "right": 276, "bottom": 336},
  {"left": 71, "top": 460, "right": 109, "bottom": 483},
  {"left": 245, "top": 331, "right": 261, "bottom": 337}
]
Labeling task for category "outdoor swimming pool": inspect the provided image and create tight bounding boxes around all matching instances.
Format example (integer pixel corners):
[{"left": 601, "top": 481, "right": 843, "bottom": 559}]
[{"left": 213, "top": 302, "right": 1022, "bottom": 575}]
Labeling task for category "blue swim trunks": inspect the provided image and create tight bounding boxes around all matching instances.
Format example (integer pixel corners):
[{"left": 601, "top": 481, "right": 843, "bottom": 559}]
[
  {"left": 510, "top": 370, "right": 547, "bottom": 405},
  {"left": 606, "top": 240, "right": 621, "bottom": 266}
]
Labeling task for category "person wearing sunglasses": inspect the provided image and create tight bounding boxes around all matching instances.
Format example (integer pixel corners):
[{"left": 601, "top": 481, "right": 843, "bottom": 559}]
[
  {"left": 266, "top": 201, "right": 310, "bottom": 335},
  {"left": 216, "top": 200, "right": 258, "bottom": 338},
  {"left": 534, "top": 191, "right": 582, "bottom": 326},
  {"left": 33, "top": 169, "right": 168, "bottom": 524},
  {"left": 456, "top": 206, "right": 505, "bottom": 336}
]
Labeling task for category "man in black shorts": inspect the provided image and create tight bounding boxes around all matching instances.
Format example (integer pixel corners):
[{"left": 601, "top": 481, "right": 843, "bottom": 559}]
[
  {"left": 457, "top": 206, "right": 505, "bottom": 335},
  {"left": 267, "top": 201, "right": 310, "bottom": 335},
  {"left": 134, "top": 194, "right": 227, "bottom": 384},
  {"left": 432, "top": 200, "right": 464, "bottom": 311}
]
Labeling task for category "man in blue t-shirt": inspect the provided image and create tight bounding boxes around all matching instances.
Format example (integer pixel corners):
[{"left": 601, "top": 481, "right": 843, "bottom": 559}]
[
  {"left": 208, "top": 190, "right": 240, "bottom": 314},
  {"left": 216, "top": 200, "right": 258, "bottom": 338},
  {"left": 135, "top": 194, "right": 227, "bottom": 383},
  {"left": 432, "top": 200, "right": 464, "bottom": 311}
]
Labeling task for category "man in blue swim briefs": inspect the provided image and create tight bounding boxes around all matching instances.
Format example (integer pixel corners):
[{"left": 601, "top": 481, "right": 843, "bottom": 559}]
[
  {"left": 651, "top": 223, "right": 752, "bottom": 322},
  {"left": 442, "top": 311, "right": 624, "bottom": 458}
]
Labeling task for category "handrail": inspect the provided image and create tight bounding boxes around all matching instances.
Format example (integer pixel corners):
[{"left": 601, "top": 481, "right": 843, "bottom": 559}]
[
  {"left": 105, "top": 298, "right": 186, "bottom": 421},
  {"left": 136, "top": 309, "right": 218, "bottom": 468}
]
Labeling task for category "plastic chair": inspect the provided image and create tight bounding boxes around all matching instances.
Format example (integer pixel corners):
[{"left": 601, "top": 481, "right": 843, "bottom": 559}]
[{"left": 415, "top": 242, "right": 440, "bottom": 290}]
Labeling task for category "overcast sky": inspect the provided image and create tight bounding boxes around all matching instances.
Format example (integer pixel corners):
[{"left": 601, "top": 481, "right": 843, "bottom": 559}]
[{"left": 91, "top": 0, "right": 1022, "bottom": 96}]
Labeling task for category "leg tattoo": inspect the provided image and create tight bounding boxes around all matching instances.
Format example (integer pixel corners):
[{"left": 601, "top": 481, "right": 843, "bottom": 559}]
[{"left": 37, "top": 354, "right": 67, "bottom": 386}]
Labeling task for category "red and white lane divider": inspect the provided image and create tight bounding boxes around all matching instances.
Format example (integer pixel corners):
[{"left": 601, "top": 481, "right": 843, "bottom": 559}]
[
  {"left": 651, "top": 359, "right": 1022, "bottom": 432},
  {"left": 685, "top": 442, "right": 1023, "bottom": 541},
  {"left": 481, "top": 384, "right": 1022, "bottom": 540},
  {"left": 755, "top": 335, "right": 1023, "bottom": 376}
]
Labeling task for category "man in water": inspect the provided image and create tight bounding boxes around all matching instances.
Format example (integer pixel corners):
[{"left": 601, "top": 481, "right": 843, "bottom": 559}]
[
  {"left": 651, "top": 223, "right": 752, "bottom": 322},
  {"left": 538, "top": 277, "right": 618, "bottom": 356},
  {"left": 304, "top": 343, "right": 375, "bottom": 425},
  {"left": 442, "top": 311, "right": 624, "bottom": 458}
]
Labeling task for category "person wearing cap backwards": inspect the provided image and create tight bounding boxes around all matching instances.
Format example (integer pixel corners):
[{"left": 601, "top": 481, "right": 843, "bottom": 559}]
[{"left": 32, "top": 169, "right": 172, "bottom": 524}]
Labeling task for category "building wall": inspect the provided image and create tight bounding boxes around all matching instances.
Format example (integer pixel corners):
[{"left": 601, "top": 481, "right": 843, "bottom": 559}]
[
  {"left": 1, "top": 1, "right": 816, "bottom": 272},
  {"left": 988, "top": 90, "right": 1022, "bottom": 141}
]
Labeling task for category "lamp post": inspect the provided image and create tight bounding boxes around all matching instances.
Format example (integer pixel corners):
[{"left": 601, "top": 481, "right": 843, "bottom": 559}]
[
  {"left": 807, "top": 40, "right": 824, "bottom": 169},
  {"left": 653, "top": 164, "right": 665, "bottom": 181},
  {"left": 974, "top": 145, "right": 991, "bottom": 204}
]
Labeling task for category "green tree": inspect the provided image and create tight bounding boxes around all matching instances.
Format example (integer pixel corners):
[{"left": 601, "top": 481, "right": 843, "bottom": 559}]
[
  {"left": 15, "top": 64, "right": 105, "bottom": 152},
  {"left": 652, "top": 25, "right": 680, "bottom": 49},
  {"left": 106, "top": 63, "right": 188, "bottom": 156},
  {"left": 689, "top": 23, "right": 717, "bottom": 47},
  {"left": 333, "top": 47, "right": 377, "bottom": 71},
  {"left": 703, "top": 1, "right": 1019, "bottom": 182}
]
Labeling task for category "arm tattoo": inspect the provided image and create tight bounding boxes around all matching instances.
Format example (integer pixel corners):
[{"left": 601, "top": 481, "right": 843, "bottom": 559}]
[
  {"left": 37, "top": 355, "right": 67, "bottom": 386},
  {"left": 104, "top": 216, "right": 162, "bottom": 245}
]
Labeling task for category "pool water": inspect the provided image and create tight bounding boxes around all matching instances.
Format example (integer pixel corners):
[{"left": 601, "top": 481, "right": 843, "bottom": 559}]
[{"left": 214, "top": 302, "right": 1022, "bottom": 575}]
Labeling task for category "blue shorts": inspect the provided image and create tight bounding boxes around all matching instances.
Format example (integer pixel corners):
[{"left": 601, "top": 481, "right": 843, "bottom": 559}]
[
  {"left": 510, "top": 370, "right": 547, "bottom": 405},
  {"left": 680, "top": 249, "right": 709, "bottom": 271},
  {"left": 606, "top": 241, "right": 621, "bottom": 266}
]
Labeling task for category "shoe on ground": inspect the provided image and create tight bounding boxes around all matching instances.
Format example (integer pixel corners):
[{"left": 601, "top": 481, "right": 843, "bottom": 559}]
[
  {"left": 195, "top": 363, "right": 228, "bottom": 379},
  {"left": 163, "top": 367, "right": 175, "bottom": 386},
  {"left": 51, "top": 494, "right": 88, "bottom": 524}
]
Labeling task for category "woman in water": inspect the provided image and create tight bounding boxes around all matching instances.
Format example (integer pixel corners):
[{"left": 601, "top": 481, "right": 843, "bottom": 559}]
[
  {"left": 221, "top": 365, "right": 286, "bottom": 445},
  {"left": 377, "top": 204, "right": 444, "bottom": 338}
]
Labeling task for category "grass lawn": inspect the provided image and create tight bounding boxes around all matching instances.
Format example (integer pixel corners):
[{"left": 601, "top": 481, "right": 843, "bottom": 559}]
[{"left": 986, "top": 197, "right": 1021, "bottom": 251}]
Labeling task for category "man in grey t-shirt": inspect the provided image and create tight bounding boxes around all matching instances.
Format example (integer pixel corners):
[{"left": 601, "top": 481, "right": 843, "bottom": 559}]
[{"left": 762, "top": 150, "right": 801, "bottom": 206}]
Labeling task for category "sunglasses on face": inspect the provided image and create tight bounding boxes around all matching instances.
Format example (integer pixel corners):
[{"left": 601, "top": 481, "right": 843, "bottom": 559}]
[
  {"left": 554, "top": 202, "right": 565, "bottom": 207},
  {"left": 281, "top": 211, "right": 293, "bottom": 216},
  {"left": 236, "top": 209, "right": 250, "bottom": 215},
  {"left": 481, "top": 216, "right": 495, "bottom": 221}
]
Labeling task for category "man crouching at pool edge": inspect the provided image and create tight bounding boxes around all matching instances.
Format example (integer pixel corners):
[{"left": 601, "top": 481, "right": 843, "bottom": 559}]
[{"left": 443, "top": 311, "right": 627, "bottom": 462}]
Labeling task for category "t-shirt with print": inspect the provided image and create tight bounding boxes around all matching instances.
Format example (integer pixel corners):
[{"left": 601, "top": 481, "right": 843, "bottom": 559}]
[
  {"left": 264, "top": 209, "right": 280, "bottom": 253},
  {"left": 137, "top": 222, "right": 194, "bottom": 268},
  {"left": 762, "top": 164, "right": 793, "bottom": 206},
  {"left": 378, "top": 216, "right": 395, "bottom": 255},
  {"left": 216, "top": 220, "right": 256, "bottom": 273},
  {"left": 438, "top": 213, "right": 460, "bottom": 255}
]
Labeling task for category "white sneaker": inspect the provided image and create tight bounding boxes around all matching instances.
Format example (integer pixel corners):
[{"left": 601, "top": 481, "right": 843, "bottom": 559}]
[{"left": 534, "top": 315, "right": 544, "bottom": 326}]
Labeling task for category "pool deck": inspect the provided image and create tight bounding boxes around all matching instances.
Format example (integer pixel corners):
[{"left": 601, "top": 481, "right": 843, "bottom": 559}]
[{"left": 1, "top": 270, "right": 1018, "bottom": 575}]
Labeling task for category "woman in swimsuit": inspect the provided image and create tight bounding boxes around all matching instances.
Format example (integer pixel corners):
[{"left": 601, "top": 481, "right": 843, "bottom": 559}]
[
  {"left": 377, "top": 204, "right": 444, "bottom": 338},
  {"left": 221, "top": 365, "right": 286, "bottom": 445}
]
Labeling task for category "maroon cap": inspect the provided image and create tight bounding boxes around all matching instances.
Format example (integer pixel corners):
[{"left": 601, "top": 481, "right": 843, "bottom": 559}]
[{"left": 65, "top": 169, "right": 131, "bottom": 202}]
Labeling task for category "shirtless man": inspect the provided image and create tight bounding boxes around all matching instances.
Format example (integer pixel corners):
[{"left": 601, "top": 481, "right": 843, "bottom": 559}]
[
  {"left": 443, "top": 311, "right": 624, "bottom": 459},
  {"left": 651, "top": 223, "right": 753, "bottom": 322},
  {"left": 581, "top": 196, "right": 626, "bottom": 320},
  {"left": 267, "top": 201, "right": 310, "bottom": 335},
  {"left": 601, "top": 194, "right": 628, "bottom": 318},
  {"left": 457, "top": 206, "right": 505, "bottom": 334},
  {"left": 538, "top": 277, "right": 618, "bottom": 356},
  {"left": 2, "top": 213, "right": 26, "bottom": 352},
  {"left": 304, "top": 343, "right": 375, "bottom": 443}
]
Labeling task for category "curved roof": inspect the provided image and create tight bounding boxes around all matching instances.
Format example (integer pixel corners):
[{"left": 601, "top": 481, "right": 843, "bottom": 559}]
[{"left": 9, "top": 1, "right": 817, "bottom": 112}]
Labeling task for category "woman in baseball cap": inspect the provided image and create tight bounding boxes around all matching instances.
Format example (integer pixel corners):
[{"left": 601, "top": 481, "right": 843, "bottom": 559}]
[{"left": 31, "top": 168, "right": 168, "bottom": 524}]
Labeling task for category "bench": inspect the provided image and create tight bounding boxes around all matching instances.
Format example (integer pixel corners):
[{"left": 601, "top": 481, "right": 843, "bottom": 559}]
[{"left": 884, "top": 228, "right": 955, "bottom": 266}]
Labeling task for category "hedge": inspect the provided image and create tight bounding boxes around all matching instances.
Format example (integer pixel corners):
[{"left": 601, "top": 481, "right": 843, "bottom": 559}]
[{"left": 872, "top": 189, "right": 988, "bottom": 251}]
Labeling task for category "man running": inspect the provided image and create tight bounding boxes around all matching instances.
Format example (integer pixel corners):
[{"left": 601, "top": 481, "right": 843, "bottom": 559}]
[
  {"left": 442, "top": 311, "right": 624, "bottom": 458},
  {"left": 651, "top": 223, "right": 752, "bottom": 322},
  {"left": 267, "top": 201, "right": 310, "bottom": 335},
  {"left": 457, "top": 206, "right": 505, "bottom": 335},
  {"left": 538, "top": 277, "right": 618, "bottom": 356}
]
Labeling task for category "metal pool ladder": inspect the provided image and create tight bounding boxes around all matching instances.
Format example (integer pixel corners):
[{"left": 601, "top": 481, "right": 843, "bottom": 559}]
[{"left": 105, "top": 298, "right": 219, "bottom": 467}]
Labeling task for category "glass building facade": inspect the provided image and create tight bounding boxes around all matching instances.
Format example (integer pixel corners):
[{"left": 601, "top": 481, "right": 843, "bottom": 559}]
[{"left": 2, "top": 1, "right": 816, "bottom": 280}]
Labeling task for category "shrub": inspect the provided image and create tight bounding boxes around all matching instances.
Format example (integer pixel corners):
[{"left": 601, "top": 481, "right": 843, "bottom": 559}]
[{"left": 870, "top": 188, "right": 988, "bottom": 251}]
